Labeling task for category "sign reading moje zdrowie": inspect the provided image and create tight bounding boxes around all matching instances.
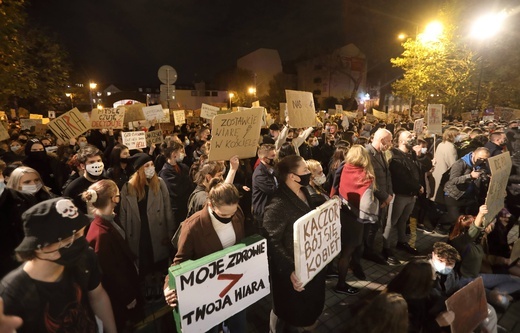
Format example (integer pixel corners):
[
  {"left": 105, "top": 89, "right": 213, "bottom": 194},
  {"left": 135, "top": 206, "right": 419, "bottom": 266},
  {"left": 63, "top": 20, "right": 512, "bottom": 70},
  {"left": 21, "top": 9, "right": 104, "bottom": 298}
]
[
  {"left": 294, "top": 197, "right": 341, "bottom": 286},
  {"left": 169, "top": 235, "right": 270, "bottom": 333}
]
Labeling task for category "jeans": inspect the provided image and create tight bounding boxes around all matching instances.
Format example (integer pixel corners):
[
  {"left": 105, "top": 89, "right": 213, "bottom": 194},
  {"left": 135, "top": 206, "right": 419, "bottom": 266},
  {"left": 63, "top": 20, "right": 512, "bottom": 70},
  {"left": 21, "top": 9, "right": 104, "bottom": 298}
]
[
  {"left": 207, "top": 309, "right": 247, "bottom": 333},
  {"left": 458, "top": 273, "right": 520, "bottom": 295},
  {"left": 383, "top": 194, "right": 416, "bottom": 249}
]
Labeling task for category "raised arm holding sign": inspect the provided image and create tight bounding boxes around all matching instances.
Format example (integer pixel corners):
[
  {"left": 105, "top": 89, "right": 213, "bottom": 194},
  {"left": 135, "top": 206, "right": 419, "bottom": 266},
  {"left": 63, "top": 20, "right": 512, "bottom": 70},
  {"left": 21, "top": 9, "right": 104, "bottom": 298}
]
[{"left": 285, "top": 90, "right": 316, "bottom": 128}]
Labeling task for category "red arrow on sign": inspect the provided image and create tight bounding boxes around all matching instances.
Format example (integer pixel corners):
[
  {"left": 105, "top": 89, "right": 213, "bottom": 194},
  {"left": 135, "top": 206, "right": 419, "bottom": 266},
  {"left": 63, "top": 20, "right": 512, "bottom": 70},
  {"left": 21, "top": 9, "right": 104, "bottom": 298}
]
[{"left": 217, "top": 273, "right": 243, "bottom": 298}]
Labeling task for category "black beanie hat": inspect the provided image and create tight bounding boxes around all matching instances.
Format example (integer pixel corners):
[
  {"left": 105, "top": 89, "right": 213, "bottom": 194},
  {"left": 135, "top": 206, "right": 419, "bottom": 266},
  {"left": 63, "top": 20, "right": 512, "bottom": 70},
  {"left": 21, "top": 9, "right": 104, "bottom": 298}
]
[{"left": 129, "top": 153, "right": 152, "bottom": 171}]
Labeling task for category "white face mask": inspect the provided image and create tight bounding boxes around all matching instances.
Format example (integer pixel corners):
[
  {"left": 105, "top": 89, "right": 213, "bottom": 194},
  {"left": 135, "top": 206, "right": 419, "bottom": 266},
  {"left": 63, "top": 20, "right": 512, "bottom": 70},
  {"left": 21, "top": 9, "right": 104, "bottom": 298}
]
[
  {"left": 312, "top": 141, "right": 319, "bottom": 147},
  {"left": 185, "top": 138, "right": 190, "bottom": 146},
  {"left": 86, "top": 162, "right": 104, "bottom": 176},
  {"left": 21, "top": 182, "right": 42, "bottom": 194},
  {"left": 432, "top": 258, "right": 452, "bottom": 275},
  {"left": 0, "top": 180, "right": 5, "bottom": 196},
  {"left": 421, "top": 147, "right": 428, "bottom": 154},
  {"left": 144, "top": 166, "right": 155, "bottom": 179},
  {"left": 78, "top": 141, "right": 87, "bottom": 148},
  {"left": 313, "top": 174, "right": 327, "bottom": 186},
  {"left": 175, "top": 153, "right": 185, "bottom": 163},
  {"left": 10, "top": 145, "right": 21, "bottom": 152}
]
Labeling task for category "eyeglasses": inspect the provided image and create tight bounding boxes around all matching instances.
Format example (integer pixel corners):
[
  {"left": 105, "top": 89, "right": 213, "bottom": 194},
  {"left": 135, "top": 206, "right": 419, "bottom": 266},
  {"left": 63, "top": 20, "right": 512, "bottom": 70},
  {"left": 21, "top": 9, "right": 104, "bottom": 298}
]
[{"left": 39, "top": 229, "right": 83, "bottom": 254}]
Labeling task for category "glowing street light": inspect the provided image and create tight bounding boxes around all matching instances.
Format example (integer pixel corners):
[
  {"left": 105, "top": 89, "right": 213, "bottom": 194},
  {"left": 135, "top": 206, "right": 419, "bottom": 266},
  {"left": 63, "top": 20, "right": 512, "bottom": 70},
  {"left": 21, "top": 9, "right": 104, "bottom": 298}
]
[
  {"left": 248, "top": 87, "right": 256, "bottom": 95},
  {"left": 228, "top": 92, "right": 235, "bottom": 110},
  {"left": 65, "top": 93, "right": 74, "bottom": 108},
  {"left": 418, "top": 21, "right": 444, "bottom": 43},
  {"left": 89, "top": 81, "right": 97, "bottom": 110}
]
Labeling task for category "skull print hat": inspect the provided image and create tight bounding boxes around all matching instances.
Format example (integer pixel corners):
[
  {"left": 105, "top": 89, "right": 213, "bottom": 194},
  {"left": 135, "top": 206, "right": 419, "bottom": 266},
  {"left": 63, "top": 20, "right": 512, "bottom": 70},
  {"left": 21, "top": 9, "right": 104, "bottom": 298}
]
[{"left": 15, "top": 197, "right": 90, "bottom": 252}]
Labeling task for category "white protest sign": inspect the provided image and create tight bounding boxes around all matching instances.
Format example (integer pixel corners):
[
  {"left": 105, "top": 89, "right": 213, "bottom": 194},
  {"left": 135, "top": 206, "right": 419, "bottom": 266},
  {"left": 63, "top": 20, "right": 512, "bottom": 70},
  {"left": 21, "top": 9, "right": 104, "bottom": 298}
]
[
  {"left": 293, "top": 197, "right": 342, "bottom": 286},
  {"left": 160, "top": 109, "right": 171, "bottom": 123},
  {"left": 372, "top": 109, "right": 387, "bottom": 121},
  {"left": 252, "top": 100, "right": 260, "bottom": 108},
  {"left": 145, "top": 129, "right": 163, "bottom": 146},
  {"left": 335, "top": 104, "right": 343, "bottom": 113},
  {"left": 482, "top": 115, "right": 494, "bottom": 122},
  {"left": 142, "top": 105, "right": 165, "bottom": 121},
  {"left": 173, "top": 110, "right": 186, "bottom": 125},
  {"left": 285, "top": 90, "right": 316, "bottom": 128},
  {"left": 48, "top": 108, "right": 91, "bottom": 142},
  {"left": 201, "top": 103, "right": 220, "bottom": 120},
  {"left": 30, "top": 114, "right": 42, "bottom": 119},
  {"left": 90, "top": 108, "right": 125, "bottom": 129},
  {"left": 427, "top": 104, "right": 443, "bottom": 135},
  {"left": 484, "top": 152, "right": 512, "bottom": 223},
  {"left": 208, "top": 108, "right": 263, "bottom": 161},
  {"left": 122, "top": 131, "right": 147, "bottom": 150},
  {"left": 20, "top": 119, "right": 42, "bottom": 131},
  {"left": 170, "top": 236, "right": 270, "bottom": 333},
  {"left": 414, "top": 118, "right": 424, "bottom": 136}
]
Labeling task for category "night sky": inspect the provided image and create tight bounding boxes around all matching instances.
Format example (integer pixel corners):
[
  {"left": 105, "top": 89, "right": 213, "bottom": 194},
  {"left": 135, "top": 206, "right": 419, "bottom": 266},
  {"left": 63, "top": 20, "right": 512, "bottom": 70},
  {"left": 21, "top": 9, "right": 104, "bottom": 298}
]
[{"left": 28, "top": 0, "right": 442, "bottom": 87}]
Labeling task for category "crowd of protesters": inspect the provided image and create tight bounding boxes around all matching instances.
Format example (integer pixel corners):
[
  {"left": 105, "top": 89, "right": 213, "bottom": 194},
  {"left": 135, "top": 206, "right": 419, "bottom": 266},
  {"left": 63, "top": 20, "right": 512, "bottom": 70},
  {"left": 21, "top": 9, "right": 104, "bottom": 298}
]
[{"left": 0, "top": 110, "right": 519, "bottom": 332}]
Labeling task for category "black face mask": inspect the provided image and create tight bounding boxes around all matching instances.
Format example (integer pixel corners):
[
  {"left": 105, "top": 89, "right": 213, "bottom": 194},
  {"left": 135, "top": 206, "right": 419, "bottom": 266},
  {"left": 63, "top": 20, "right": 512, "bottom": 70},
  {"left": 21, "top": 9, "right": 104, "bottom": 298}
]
[
  {"left": 120, "top": 157, "right": 129, "bottom": 164},
  {"left": 206, "top": 134, "right": 212, "bottom": 141},
  {"left": 212, "top": 210, "right": 233, "bottom": 224},
  {"left": 266, "top": 158, "right": 275, "bottom": 167},
  {"left": 406, "top": 138, "right": 417, "bottom": 148},
  {"left": 286, "top": 138, "right": 293, "bottom": 143},
  {"left": 474, "top": 158, "right": 486, "bottom": 167},
  {"left": 294, "top": 172, "right": 312, "bottom": 187},
  {"left": 52, "top": 237, "right": 89, "bottom": 266},
  {"left": 30, "top": 151, "right": 47, "bottom": 160}
]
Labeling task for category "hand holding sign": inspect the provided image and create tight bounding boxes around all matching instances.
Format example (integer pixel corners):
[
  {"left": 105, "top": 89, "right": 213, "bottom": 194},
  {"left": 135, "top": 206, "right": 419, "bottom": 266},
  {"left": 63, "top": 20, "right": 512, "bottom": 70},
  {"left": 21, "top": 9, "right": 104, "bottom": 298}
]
[
  {"left": 164, "top": 287, "right": 178, "bottom": 308},
  {"left": 290, "top": 272, "right": 305, "bottom": 292}
]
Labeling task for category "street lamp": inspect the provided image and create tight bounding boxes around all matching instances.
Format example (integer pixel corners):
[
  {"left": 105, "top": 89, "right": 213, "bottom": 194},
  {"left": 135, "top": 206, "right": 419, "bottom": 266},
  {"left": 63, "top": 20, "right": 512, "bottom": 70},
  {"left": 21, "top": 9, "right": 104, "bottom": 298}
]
[
  {"left": 89, "top": 82, "right": 97, "bottom": 110},
  {"left": 248, "top": 87, "right": 256, "bottom": 96},
  {"left": 228, "top": 92, "right": 235, "bottom": 110},
  {"left": 65, "top": 93, "right": 74, "bottom": 108}
]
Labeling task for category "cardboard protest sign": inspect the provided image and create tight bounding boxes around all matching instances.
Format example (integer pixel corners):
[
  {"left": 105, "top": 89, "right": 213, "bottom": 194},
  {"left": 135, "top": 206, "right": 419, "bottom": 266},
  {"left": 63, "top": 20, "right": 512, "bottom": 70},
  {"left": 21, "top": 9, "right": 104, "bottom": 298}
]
[
  {"left": 484, "top": 152, "right": 512, "bottom": 223},
  {"left": 427, "top": 104, "right": 443, "bottom": 135},
  {"left": 90, "top": 108, "right": 125, "bottom": 129},
  {"left": 145, "top": 129, "right": 163, "bottom": 146},
  {"left": 413, "top": 118, "right": 424, "bottom": 136},
  {"left": 252, "top": 100, "right": 260, "bottom": 107},
  {"left": 446, "top": 277, "right": 487, "bottom": 333},
  {"left": 30, "top": 114, "right": 42, "bottom": 119},
  {"left": 34, "top": 123, "right": 48, "bottom": 137},
  {"left": 0, "top": 111, "right": 6, "bottom": 121},
  {"left": 122, "top": 131, "right": 147, "bottom": 150},
  {"left": 142, "top": 105, "right": 165, "bottom": 121},
  {"left": 41, "top": 118, "right": 50, "bottom": 124},
  {"left": 124, "top": 103, "right": 146, "bottom": 123},
  {"left": 172, "top": 110, "right": 186, "bottom": 125},
  {"left": 48, "top": 108, "right": 91, "bottom": 142},
  {"left": 0, "top": 121, "right": 9, "bottom": 141},
  {"left": 10, "top": 109, "right": 17, "bottom": 119},
  {"left": 342, "top": 111, "right": 357, "bottom": 119},
  {"left": 208, "top": 108, "right": 263, "bottom": 161},
  {"left": 169, "top": 235, "right": 270, "bottom": 333},
  {"left": 335, "top": 104, "right": 343, "bottom": 114},
  {"left": 201, "top": 103, "right": 220, "bottom": 120},
  {"left": 48, "top": 111, "right": 56, "bottom": 119},
  {"left": 461, "top": 112, "right": 472, "bottom": 122},
  {"left": 285, "top": 90, "right": 316, "bottom": 128},
  {"left": 494, "top": 106, "right": 520, "bottom": 122},
  {"left": 18, "top": 107, "right": 29, "bottom": 119},
  {"left": 293, "top": 197, "right": 342, "bottom": 286},
  {"left": 20, "top": 119, "right": 42, "bottom": 131},
  {"left": 372, "top": 109, "right": 387, "bottom": 121},
  {"left": 482, "top": 115, "right": 494, "bottom": 122},
  {"left": 159, "top": 109, "right": 171, "bottom": 123}
]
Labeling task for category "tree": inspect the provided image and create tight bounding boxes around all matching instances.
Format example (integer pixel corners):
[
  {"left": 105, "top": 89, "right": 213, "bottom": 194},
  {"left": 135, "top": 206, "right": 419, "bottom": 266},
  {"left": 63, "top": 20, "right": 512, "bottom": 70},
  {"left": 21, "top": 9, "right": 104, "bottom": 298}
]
[
  {"left": 263, "top": 72, "right": 297, "bottom": 110},
  {"left": 0, "top": 0, "right": 70, "bottom": 113}
]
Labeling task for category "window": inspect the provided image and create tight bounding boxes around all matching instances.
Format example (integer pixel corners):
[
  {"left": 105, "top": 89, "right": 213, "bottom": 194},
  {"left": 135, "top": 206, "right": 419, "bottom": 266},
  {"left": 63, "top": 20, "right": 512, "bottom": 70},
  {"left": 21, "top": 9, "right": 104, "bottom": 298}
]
[
  {"left": 211, "top": 91, "right": 218, "bottom": 96},
  {"left": 205, "top": 91, "right": 210, "bottom": 96}
]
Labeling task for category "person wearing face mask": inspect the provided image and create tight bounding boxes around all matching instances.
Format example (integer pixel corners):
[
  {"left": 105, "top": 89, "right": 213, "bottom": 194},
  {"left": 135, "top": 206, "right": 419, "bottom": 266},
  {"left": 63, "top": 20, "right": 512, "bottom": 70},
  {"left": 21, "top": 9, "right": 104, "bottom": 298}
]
[
  {"left": 2, "top": 139, "right": 25, "bottom": 164},
  {"left": 306, "top": 159, "right": 329, "bottom": 207},
  {"left": 23, "top": 139, "right": 62, "bottom": 195},
  {"left": 6, "top": 166, "right": 55, "bottom": 202},
  {"left": 263, "top": 155, "right": 326, "bottom": 332},
  {"left": 164, "top": 183, "right": 246, "bottom": 332},
  {"left": 106, "top": 144, "right": 133, "bottom": 189},
  {"left": 119, "top": 153, "right": 174, "bottom": 278},
  {"left": 252, "top": 144, "right": 278, "bottom": 235},
  {"left": 158, "top": 142, "right": 194, "bottom": 224},
  {"left": 0, "top": 198, "right": 117, "bottom": 333},
  {"left": 83, "top": 180, "right": 143, "bottom": 332},
  {"left": 63, "top": 145, "right": 106, "bottom": 214}
]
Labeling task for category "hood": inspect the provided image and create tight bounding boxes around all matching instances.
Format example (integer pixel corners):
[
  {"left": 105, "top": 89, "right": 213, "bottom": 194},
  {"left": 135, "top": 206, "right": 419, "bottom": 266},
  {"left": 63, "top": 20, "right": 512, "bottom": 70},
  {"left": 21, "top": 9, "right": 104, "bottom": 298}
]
[{"left": 461, "top": 152, "right": 473, "bottom": 168}]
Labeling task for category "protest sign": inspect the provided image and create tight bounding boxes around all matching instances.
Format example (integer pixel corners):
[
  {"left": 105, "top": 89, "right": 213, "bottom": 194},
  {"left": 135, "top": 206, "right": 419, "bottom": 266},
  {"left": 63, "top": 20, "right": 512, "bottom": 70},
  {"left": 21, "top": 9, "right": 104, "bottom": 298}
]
[
  {"left": 41, "top": 118, "right": 50, "bottom": 124},
  {"left": 293, "top": 197, "right": 342, "bottom": 286},
  {"left": 285, "top": 90, "right": 316, "bottom": 128},
  {"left": 252, "top": 100, "right": 260, "bottom": 107},
  {"left": 494, "top": 106, "right": 520, "bottom": 122},
  {"left": 427, "top": 104, "right": 443, "bottom": 135},
  {"left": 122, "top": 131, "right": 147, "bottom": 150},
  {"left": 159, "top": 109, "right": 171, "bottom": 123},
  {"left": 169, "top": 235, "right": 270, "bottom": 333},
  {"left": 0, "top": 111, "right": 6, "bottom": 121},
  {"left": 0, "top": 121, "right": 9, "bottom": 141},
  {"left": 81, "top": 112, "right": 91, "bottom": 123},
  {"left": 34, "top": 123, "right": 48, "bottom": 137},
  {"left": 48, "top": 111, "right": 56, "bottom": 119},
  {"left": 90, "top": 108, "right": 125, "bottom": 129},
  {"left": 172, "top": 110, "right": 186, "bottom": 125},
  {"left": 372, "top": 109, "right": 387, "bottom": 121},
  {"left": 48, "top": 108, "right": 91, "bottom": 142},
  {"left": 327, "top": 108, "right": 336, "bottom": 115},
  {"left": 30, "top": 114, "right": 42, "bottom": 119},
  {"left": 484, "top": 152, "right": 512, "bottom": 223},
  {"left": 413, "top": 118, "right": 424, "bottom": 136},
  {"left": 20, "top": 119, "right": 42, "bottom": 131},
  {"left": 201, "top": 103, "right": 220, "bottom": 120},
  {"left": 446, "top": 277, "right": 487, "bottom": 333},
  {"left": 124, "top": 103, "right": 146, "bottom": 123},
  {"left": 208, "top": 108, "right": 263, "bottom": 161},
  {"left": 146, "top": 129, "right": 163, "bottom": 146},
  {"left": 461, "top": 112, "right": 472, "bottom": 122},
  {"left": 482, "top": 115, "right": 494, "bottom": 122},
  {"left": 18, "top": 108, "right": 29, "bottom": 119},
  {"left": 142, "top": 105, "right": 165, "bottom": 121},
  {"left": 335, "top": 104, "right": 343, "bottom": 113},
  {"left": 342, "top": 111, "right": 357, "bottom": 119}
]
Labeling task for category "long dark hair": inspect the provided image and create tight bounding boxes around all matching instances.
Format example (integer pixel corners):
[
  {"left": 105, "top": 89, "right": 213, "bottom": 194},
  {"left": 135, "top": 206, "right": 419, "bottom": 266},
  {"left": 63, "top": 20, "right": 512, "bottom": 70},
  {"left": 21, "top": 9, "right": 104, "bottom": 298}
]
[
  {"left": 108, "top": 144, "right": 130, "bottom": 179},
  {"left": 386, "top": 259, "right": 433, "bottom": 300},
  {"left": 276, "top": 155, "right": 304, "bottom": 182}
]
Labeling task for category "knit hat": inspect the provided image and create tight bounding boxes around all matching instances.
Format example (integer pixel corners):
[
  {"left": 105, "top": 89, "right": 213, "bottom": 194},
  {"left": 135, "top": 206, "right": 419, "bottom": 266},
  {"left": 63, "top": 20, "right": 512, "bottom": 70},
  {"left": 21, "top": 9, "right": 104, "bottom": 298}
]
[
  {"left": 269, "top": 123, "right": 280, "bottom": 131},
  {"left": 24, "top": 138, "right": 43, "bottom": 156},
  {"left": 15, "top": 197, "right": 90, "bottom": 252},
  {"left": 129, "top": 153, "right": 152, "bottom": 171}
]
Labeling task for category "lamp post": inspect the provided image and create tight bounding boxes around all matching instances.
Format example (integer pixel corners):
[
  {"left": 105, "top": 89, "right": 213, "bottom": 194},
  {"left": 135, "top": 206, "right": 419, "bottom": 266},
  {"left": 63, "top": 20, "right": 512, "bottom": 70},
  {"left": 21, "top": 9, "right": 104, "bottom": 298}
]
[
  {"left": 228, "top": 92, "right": 234, "bottom": 110},
  {"left": 65, "top": 93, "right": 74, "bottom": 108},
  {"left": 89, "top": 82, "right": 97, "bottom": 110}
]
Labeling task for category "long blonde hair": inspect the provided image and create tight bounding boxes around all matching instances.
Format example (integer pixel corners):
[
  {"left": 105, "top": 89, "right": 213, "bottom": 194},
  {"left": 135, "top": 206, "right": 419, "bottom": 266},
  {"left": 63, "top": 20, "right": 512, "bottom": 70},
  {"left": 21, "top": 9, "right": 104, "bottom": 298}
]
[
  {"left": 7, "top": 166, "right": 52, "bottom": 195},
  {"left": 345, "top": 145, "right": 376, "bottom": 188},
  {"left": 128, "top": 165, "right": 160, "bottom": 201}
]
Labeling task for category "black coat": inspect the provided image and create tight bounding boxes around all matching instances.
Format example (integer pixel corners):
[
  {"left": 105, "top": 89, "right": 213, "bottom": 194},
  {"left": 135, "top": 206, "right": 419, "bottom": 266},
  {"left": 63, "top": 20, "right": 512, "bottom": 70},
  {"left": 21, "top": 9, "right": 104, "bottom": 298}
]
[
  {"left": 158, "top": 162, "right": 194, "bottom": 223},
  {"left": 366, "top": 143, "right": 393, "bottom": 202},
  {"left": 263, "top": 183, "right": 326, "bottom": 327}
]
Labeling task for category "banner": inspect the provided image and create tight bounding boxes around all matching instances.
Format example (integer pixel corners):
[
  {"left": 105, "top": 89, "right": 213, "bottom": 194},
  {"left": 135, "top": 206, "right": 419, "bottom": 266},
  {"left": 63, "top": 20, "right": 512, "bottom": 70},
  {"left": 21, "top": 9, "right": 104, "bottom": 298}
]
[
  {"left": 461, "top": 112, "right": 472, "bottom": 122},
  {"left": 494, "top": 106, "right": 520, "bottom": 122},
  {"left": 48, "top": 108, "right": 91, "bottom": 142},
  {"left": 169, "top": 235, "right": 270, "bottom": 333},
  {"left": 484, "top": 152, "right": 512, "bottom": 223},
  {"left": 90, "top": 107, "right": 125, "bottom": 129},
  {"left": 208, "top": 108, "right": 263, "bottom": 161},
  {"left": 20, "top": 119, "right": 42, "bottom": 131},
  {"left": 293, "top": 197, "right": 342, "bottom": 286},
  {"left": 335, "top": 104, "right": 343, "bottom": 113},
  {"left": 142, "top": 105, "right": 165, "bottom": 121},
  {"left": 446, "top": 277, "right": 487, "bottom": 333},
  {"left": 124, "top": 103, "right": 146, "bottom": 123},
  {"left": 201, "top": 103, "right": 220, "bottom": 120},
  {"left": 413, "top": 118, "right": 424, "bottom": 136},
  {"left": 285, "top": 90, "right": 316, "bottom": 128},
  {"left": 427, "top": 104, "right": 443, "bottom": 135},
  {"left": 145, "top": 129, "right": 163, "bottom": 146},
  {"left": 34, "top": 123, "right": 48, "bottom": 137},
  {"left": 122, "top": 131, "right": 147, "bottom": 150},
  {"left": 172, "top": 110, "right": 186, "bottom": 125},
  {"left": 372, "top": 109, "right": 387, "bottom": 121}
]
